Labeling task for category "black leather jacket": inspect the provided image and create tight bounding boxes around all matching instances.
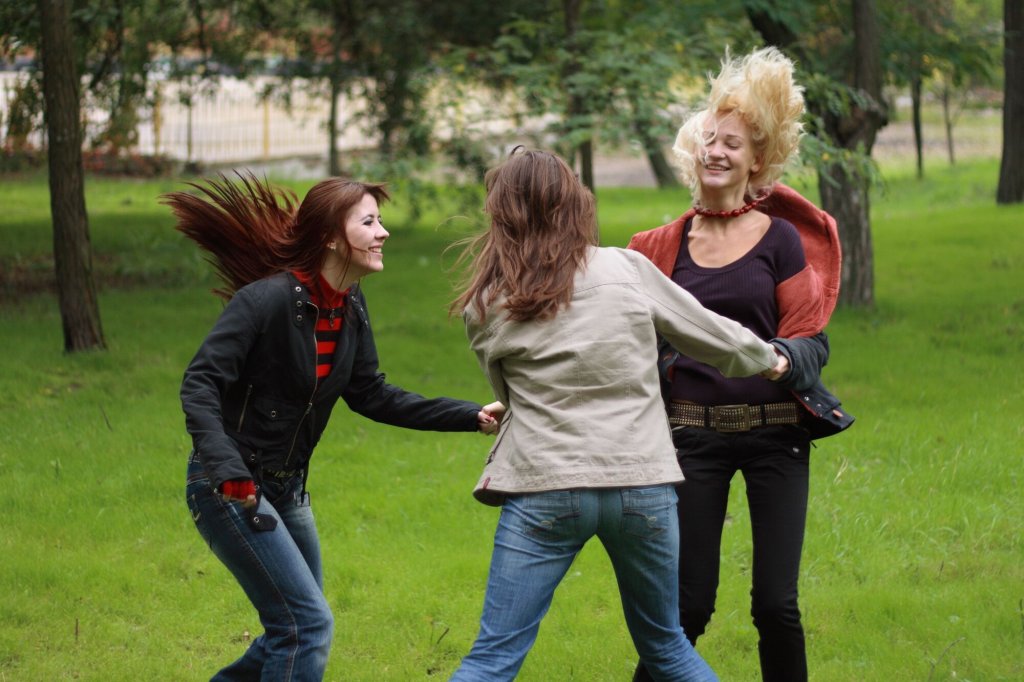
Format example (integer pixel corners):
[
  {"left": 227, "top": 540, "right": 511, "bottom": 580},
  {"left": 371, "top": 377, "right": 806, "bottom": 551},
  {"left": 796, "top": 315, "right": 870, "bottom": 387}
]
[
  {"left": 770, "top": 333, "right": 854, "bottom": 440},
  {"left": 181, "top": 271, "right": 481, "bottom": 490}
]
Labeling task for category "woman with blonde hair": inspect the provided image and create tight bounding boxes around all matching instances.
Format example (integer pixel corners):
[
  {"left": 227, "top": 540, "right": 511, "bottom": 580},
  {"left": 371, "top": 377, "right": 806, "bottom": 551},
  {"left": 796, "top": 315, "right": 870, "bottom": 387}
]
[
  {"left": 164, "top": 173, "right": 501, "bottom": 681},
  {"left": 448, "top": 148, "right": 791, "bottom": 681},
  {"left": 628, "top": 47, "right": 852, "bottom": 681}
]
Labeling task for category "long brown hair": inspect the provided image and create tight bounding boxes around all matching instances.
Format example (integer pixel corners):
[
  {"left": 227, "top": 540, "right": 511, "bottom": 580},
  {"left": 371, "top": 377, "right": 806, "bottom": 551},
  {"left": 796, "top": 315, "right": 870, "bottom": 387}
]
[
  {"left": 162, "top": 173, "right": 389, "bottom": 299},
  {"left": 451, "top": 149, "right": 597, "bottom": 322}
]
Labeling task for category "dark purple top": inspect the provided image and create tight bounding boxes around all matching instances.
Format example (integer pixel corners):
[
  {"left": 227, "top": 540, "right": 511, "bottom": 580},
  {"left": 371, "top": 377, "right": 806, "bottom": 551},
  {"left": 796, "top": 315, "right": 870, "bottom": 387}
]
[{"left": 670, "top": 216, "right": 805, "bottom": 405}]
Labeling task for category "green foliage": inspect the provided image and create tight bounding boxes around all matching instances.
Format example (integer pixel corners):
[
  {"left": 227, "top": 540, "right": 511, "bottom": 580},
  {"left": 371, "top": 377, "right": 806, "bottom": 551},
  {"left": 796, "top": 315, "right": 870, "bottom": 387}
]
[
  {"left": 1, "top": 157, "right": 1022, "bottom": 679},
  {"left": 1, "top": 74, "right": 43, "bottom": 151},
  {"left": 441, "top": 0, "right": 761, "bottom": 167}
]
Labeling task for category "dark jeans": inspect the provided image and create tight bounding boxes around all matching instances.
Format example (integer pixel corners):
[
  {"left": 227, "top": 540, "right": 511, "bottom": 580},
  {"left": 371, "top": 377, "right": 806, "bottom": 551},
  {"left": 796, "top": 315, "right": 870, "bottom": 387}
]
[{"left": 634, "top": 425, "right": 811, "bottom": 682}]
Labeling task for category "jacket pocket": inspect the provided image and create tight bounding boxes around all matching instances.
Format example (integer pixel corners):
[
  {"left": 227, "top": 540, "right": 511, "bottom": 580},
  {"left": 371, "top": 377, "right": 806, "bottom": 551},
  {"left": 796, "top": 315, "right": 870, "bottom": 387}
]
[{"left": 240, "top": 395, "right": 305, "bottom": 444}]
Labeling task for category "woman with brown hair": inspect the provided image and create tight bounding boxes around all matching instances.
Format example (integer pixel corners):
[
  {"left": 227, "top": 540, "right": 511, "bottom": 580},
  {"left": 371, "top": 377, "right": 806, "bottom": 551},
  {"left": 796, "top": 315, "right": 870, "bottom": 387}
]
[
  {"left": 163, "top": 174, "right": 501, "bottom": 682},
  {"left": 447, "top": 149, "right": 790, "bottom": 681}
]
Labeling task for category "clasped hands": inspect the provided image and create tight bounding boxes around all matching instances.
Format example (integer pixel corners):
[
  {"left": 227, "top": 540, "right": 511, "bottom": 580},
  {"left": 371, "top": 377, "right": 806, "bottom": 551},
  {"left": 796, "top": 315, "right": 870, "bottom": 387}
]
[
  {"left": 759, "top": 346, "right": 791, "bottom": 382},
  {"left": 477, "top": 401, "right": 506, "bottom": 435}
]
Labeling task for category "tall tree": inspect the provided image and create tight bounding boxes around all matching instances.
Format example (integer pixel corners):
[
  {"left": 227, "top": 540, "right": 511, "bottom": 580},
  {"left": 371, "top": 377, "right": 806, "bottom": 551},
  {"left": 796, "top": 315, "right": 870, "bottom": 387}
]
[
  {"left": 450, "top": 0, "right": 728, "bottom": 192},
  {"left": 747, "top": 0, "right": 888, "bottom": 307},
  {"left": 997, "top": 0, "right": 1023, "bottom": 203},
  {"left": 886, "top": 0, "right": 1000, "bottom": 175},
  {"left": 561, "top": 0, "right": 596, "bottom": 190},
  {"left": 38, "top": 0, "right": 106, "bottom": 351},
  {"left": 825, "top": 0, "right": 886, "bottom": 306}
]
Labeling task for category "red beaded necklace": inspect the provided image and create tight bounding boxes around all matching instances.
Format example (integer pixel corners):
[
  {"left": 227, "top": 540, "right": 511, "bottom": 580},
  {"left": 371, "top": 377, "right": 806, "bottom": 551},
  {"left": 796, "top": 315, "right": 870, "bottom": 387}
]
[{"left": 693, "top": 194, "right": 768, "bottom": 219}]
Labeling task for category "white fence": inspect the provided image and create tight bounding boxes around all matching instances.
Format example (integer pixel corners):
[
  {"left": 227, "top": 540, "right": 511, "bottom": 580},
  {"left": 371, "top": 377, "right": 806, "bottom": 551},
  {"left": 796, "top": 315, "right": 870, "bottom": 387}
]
[
  {"left": 0, "top": 71, "right": 557, "bottom": 167},
  {"left": 1, "top": 72, "right": 380, "bottom": 164}
]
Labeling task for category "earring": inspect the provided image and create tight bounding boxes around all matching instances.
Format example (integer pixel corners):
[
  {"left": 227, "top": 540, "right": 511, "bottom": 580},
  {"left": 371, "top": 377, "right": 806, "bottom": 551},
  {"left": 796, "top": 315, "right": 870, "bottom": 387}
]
[{"left": 328, "top": 243, "right": 337, "bottom": 251}]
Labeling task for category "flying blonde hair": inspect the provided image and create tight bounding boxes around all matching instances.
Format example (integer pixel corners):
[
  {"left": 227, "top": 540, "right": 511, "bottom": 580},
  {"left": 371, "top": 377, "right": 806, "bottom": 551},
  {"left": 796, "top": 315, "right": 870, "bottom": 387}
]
[{"left": 673, "top": 47, "right": 805, "bottom": 203}]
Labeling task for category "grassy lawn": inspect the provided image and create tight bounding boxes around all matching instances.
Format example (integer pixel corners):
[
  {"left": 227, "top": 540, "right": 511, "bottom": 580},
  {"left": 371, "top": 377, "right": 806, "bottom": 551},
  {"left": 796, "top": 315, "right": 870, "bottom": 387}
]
[{"left": 0, "top": 156, "right": 1021, "bottom": 681}]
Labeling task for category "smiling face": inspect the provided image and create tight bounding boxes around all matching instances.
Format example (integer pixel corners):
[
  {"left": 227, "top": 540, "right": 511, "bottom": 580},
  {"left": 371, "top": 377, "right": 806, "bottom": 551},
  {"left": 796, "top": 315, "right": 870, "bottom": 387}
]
[
  {"left": 326, "top": 192, "right": 389, "bottom": 287},
  {"left": 697, "top": 112, "right": 763, "bottom": 199}
]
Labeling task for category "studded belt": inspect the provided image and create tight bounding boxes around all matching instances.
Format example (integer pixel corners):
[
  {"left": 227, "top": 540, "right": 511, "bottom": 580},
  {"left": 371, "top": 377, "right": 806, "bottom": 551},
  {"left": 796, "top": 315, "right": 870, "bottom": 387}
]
[
  {"left": 262, "top": 468, "right": 303, "bottom": 479},
  {"left": 668, "top": 400, "right": 801, "bottom": 432}
]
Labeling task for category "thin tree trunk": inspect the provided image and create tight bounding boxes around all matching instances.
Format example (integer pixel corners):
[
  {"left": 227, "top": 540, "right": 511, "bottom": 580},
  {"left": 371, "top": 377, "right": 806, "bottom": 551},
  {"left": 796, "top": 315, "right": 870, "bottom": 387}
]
[
  {"left": 911, "top": 75, "right": 924, "bottom": 178},
  {"left": 328, "top": 3, "right": 343, "bottom": 176},
  {"left": 578, "top": 138, "right": 594, "bottom": 192},
  {"left": 941, "top": 84, "right": 956, "bottom": 165},
  {"left": 328, "top": 80, "right": 341, "bottom": 176},
  {"left": 645, "top": 147, "right": 680, "bottom": 189},
  {"left": 631, "top": 102, "right": 680, "bottom": 188},
  {"left": 997, "top": 0, "right": 1024, "bottom": 203},
  {"left": 38, "top": 0, "right": 106, "bottom": 352},
  {"left": 563, "top": 0, "right": 594, "bottom": 191}
]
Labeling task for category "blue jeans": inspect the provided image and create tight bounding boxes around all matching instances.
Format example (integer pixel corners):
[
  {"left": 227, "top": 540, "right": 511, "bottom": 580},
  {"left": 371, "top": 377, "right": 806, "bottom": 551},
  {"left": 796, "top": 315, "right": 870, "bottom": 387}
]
[
  {"left": 450, "top": 487, "right": 717, "bottom": 682},
  {"left": 186, "top": 453, "right": 333, "bottom": 682}
]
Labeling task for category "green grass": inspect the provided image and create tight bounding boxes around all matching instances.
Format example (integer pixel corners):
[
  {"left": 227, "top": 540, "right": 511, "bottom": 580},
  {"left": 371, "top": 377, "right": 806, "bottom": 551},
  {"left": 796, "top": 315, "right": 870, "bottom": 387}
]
[{"left": 1, "top": 157, "right": 1022, "bottom": 680}]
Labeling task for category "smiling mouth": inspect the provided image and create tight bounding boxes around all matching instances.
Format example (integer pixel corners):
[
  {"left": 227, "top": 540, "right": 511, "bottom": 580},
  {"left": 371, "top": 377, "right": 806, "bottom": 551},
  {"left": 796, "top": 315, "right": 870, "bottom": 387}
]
[{"left": 704, "top": 164, "right": 730, "bottom": 171}]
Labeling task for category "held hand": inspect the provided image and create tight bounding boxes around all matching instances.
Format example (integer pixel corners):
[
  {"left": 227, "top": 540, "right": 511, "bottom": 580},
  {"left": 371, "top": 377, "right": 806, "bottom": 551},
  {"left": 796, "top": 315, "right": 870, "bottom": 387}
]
[
  {"left": 760, "top": 347, "right": 791, "bottom": 381},
  {"left": 477, "top": 401, "right": 506, "bottom": 435}
]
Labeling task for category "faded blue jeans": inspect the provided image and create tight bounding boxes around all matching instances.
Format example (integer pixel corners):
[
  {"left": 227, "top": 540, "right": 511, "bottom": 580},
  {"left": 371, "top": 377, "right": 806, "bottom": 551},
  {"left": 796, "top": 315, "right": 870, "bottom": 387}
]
[
  {"left": 186, "top": 453, "right": 333, "bottom": 681},
  {"left": 450, "top": 486, "right": 717, "bottom": 682}
]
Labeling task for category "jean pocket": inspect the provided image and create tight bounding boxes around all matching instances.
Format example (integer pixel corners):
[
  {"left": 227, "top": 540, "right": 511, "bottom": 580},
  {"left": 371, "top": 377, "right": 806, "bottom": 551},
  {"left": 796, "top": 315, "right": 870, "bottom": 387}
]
[
  {"left": 509, "top": 491, "right": 579, "bottom": 541},
  {"left": 620, "top": 485, "right": 676, "bottom": 540}
]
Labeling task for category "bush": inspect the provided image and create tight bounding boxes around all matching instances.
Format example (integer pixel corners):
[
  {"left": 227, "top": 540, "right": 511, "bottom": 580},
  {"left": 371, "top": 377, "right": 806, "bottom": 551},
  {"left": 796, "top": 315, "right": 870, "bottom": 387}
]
[
  {"left": 0, "top": 146, "right": 45, "bottom": 174},
  {"left": 81, "top": 149, "right": 177, "bottom": 177}
]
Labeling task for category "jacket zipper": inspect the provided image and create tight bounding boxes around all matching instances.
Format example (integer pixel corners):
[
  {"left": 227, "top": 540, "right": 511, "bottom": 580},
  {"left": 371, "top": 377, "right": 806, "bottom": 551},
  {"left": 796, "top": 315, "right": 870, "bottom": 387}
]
[
  {"left": 236, "top": 384, "right": 253, "bottom": 431},
  {"left": 284, "top": 300, "right": 321, "bottom": 468}
]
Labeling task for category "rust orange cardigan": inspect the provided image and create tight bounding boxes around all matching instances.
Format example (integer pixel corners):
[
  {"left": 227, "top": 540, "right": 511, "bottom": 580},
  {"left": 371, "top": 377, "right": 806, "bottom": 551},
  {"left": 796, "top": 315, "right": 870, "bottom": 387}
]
[{"left": 626, "top": 183, "right": 841, "bottom": 338}]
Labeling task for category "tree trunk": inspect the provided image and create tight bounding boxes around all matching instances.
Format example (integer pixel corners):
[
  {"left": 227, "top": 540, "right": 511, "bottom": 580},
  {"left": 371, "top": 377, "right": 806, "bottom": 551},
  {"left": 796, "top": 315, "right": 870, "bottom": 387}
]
[
  {"left": 997, "top": 0, "right": 1024, "bottom": 204},
  {"left": 563, "top": 0, "right": 594, "bottom": 191},
  {"left": 38, "top": 0, "right": 106, "bottom": 352},
  {"left": 820, "top": 165, "right": 874, "bottom": 306},
  {"left": 826, "top": 0, "right": 886, "bottom": 308},
  {"left": 646, "top": 147, "right": 680, "bottom": 188},
  {"left": 579, "top": 138, "right": 594, "bottom": 192},
  {"left": 911, "top": 74, "right": 924, "bottom": 178},
  {"left": 626, "top": 90, "right": 679, "bottom": 188},
  {"left": 747, "top": 0, "right": 886, "bottom": 308},
  {"left": 941, "top": 84, "right": 956, "bottom": 165},
  {"left": 328, "top": 78, "right": 342, "bottom": 177}
]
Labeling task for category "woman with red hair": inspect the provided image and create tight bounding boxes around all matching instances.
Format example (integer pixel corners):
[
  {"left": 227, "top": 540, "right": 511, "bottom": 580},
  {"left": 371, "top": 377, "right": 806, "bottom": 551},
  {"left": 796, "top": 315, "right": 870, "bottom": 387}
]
[{"left": 164, "top": 174, "right": 501, "bottom": 681}]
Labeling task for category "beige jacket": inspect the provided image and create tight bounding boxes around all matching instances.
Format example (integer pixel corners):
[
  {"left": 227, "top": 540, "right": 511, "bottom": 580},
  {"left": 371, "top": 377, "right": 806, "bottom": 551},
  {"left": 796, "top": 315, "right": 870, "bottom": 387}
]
[{"left": 464, "top": 246, "right": 778, "bottom": 505}]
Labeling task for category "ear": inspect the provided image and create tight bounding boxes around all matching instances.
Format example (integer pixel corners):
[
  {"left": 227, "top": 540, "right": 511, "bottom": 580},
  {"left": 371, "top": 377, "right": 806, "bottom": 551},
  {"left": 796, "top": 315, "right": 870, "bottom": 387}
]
[{"left": 751, "top": 155, "right": 764, "bottom": 175}]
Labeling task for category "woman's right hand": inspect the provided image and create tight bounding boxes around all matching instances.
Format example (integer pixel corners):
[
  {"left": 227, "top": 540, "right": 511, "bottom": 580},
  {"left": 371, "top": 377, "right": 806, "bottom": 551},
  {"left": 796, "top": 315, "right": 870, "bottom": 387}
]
[
  {"left": 477, "top": 401, "right": 506, "bottom": 435},
  {"left": 760, "top": 347, "right": 791, "bottom": 381},
  {"left": 220, "top": 479, "right": 258, "bottom": 509}
]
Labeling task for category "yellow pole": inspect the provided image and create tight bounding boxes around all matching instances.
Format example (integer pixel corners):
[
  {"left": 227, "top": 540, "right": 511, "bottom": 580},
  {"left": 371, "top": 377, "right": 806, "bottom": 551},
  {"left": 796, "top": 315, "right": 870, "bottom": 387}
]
[{"left": 152, "top": 83, "right": 162, "bottom": 156}]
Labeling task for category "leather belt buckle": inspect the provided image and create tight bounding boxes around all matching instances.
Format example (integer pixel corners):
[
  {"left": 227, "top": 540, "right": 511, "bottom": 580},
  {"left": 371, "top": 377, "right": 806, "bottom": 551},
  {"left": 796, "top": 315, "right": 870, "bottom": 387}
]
[{"left": 712, "top": 404, "right": 752, "bottom": 432}]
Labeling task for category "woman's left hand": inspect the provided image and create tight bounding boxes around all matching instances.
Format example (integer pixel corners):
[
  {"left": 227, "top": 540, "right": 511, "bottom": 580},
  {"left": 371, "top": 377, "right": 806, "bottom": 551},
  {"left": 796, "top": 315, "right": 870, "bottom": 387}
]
[{"left": 477, "top": 401, "right": 506, "bottom": 435}]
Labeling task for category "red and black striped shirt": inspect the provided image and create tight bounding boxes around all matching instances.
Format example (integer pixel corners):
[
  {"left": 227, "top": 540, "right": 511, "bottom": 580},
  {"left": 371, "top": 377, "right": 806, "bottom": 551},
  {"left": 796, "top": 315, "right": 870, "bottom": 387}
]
[{"left": 294, "top": 271, "right": 349, "bottom": 381}]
